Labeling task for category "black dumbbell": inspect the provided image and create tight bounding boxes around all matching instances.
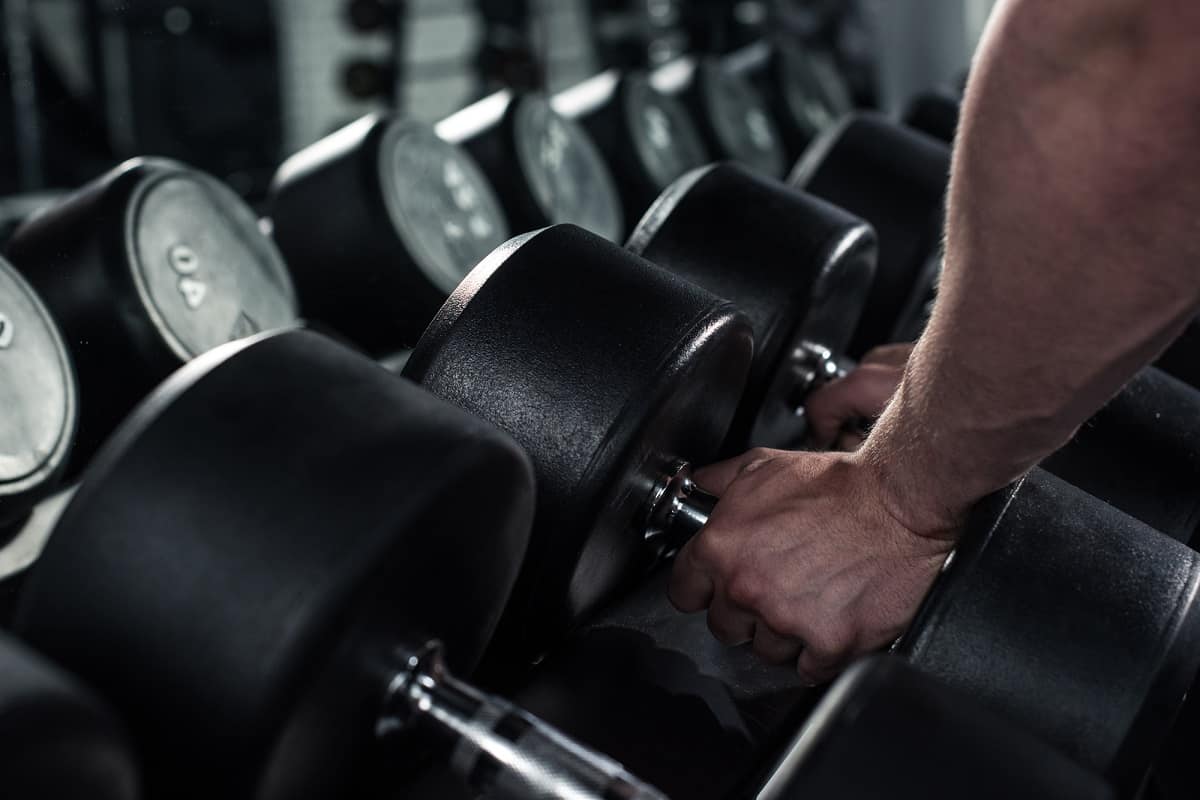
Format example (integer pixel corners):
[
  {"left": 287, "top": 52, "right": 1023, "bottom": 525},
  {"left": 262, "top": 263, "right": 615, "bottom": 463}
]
[
  {"left": 903, "top": 88, "right": 962, "bottom": 144},
  {"left": 790, "top": 114, "right": 1200, "bottom": 546},
  {"left": 724, "top": 39, "right": 853, "bottom": 163},
  {"left": 751, "top": 656, "right": 1114, "bottom": 800},
  {"left": 0, "top": 631, "right": 138, "bottom": 800},
  {"left": 438, "top": 90, "right": 625, "bottom": 241},
  {"left": 269, "top": 114, "right": 510, "bottom": 352},
  {"left": 403, "top": 226, "right": 1200, "bottom": 792},
  {"left": 898, "top": 468, "right": 1200, "bottom": 793},
  {"left": 1042, "top": 366, "right": 1200, "bottom": 545},
  {"left": 1158, "top": 317, "right": 1200, "bottom": 390},
  {"left": 790, "top": 112, "right": 951, "bottom": 358},
  {"left": 508, "top": 472, "right": 1198, "bottom": 798},
  {"left": 552, "top": 70, "right": 711, "bottom": 233},
  {"left": 648, "top": 54, "right": 788, "bottom": 179},
  {"left": 627, "top": 161, "right": 876, "bottom": 452},
  {"left": 403, "top": 224, "right": 753, "bottom": 664},
  {"left": 0, "top": 257, "right": 76, "bottom": 535},
  {"left": 15, "top": 328, "right": 666, "bottom": 800},
  {"left": 6, "top": 157, "right": 299, "bottom": 470}
]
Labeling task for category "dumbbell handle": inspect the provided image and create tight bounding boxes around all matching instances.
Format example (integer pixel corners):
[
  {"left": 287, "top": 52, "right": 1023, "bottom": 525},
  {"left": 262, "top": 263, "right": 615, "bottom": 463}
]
[
  {"left": 640, "top": 344, "right": 855, "bottom": 558},
  {"left": 379, "top": 642, "right": 668, "bottom": 800},
  {"left": 644, "top": 461, "right": 718, "bottom": 557},
  {"left": 786, "top": 340, "right": 848, "bottom": 412}
]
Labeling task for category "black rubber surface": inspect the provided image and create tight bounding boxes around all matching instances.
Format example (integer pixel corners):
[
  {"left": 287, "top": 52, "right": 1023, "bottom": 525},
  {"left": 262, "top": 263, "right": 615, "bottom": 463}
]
[
  {"left": 650, "top": 56, "right": 787, "bottom": 179},
  {"left": 440, "top": 91, "right": 623, "bottom": 241},
  {"left": 270, "top": 114, "right": 510, "bottom": 352},
  {"left": 7, "top": 157, "right": 298, "bottom": 470},
  {"left": 791, "top": 113, "right": 950, "bottom": 358},
  {"left": 628, "top": 162, "right": 876, "bottom": 451},
  {"left": 900, "top": 468, "right": 1200, "bottom": 793},
  {"left": 0, "top": 632, "right": 139, "bottom": 800},
  {"left": 405, "top": 225, "right": 753, "bottom": 664},
  {"left": 754, "top": 656, "right": 1114, "bottom": 800},
  {"left": 554, "top": 70, "right": 710, "bottom": 232},
  {"left": 16, "top": 329, "right": 536, "bottom": 800}
]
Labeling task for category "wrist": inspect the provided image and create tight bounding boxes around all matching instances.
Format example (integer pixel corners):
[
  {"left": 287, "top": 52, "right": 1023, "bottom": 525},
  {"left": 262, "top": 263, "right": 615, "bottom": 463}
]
[
  {"left": 851, "top": 388, "right": 975, "bottom": 540},
  {"left": 850, "top": 445, "right": 968, "bottom": 542}
]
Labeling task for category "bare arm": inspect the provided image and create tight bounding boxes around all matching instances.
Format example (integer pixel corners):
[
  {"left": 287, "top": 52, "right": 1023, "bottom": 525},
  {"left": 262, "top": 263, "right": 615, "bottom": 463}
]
[
  {"left": 866, "top": 0, "right": 1200, "bottom": 528},
  {"left": 669, "top": 0, "right": 1200, "bottom": 682}
]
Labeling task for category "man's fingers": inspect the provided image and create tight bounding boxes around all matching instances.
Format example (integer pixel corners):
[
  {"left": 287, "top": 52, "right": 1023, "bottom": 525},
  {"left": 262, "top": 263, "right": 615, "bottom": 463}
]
[
  {"left": 706, "top": 593, "right": 756, "bottom": 646},
  {"left": 693, "top": 449, "right": 777, "bottom": 495},
  {"left": 668, "top": 541, "right": 716, "bottom": 612},
  {"left": 860, "top": 342, "right": 915, "bottom": 368},
  {"left": 835, "top": 431, "right": 867, "bottom": 452},
  {"left": 796, "top": 640, "right": 852, "bottom": 686},
  {"left": 751, "top": 622, "right": 805, "bottom": 664},
  {"left": 804, "top": 365, "right": 903, "bottom": 449}
]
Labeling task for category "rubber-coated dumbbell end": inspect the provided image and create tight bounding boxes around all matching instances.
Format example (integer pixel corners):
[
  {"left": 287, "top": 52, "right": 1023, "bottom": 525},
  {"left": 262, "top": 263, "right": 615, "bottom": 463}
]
[{"left": 379, "top": 640, "right": 667, "bottom": 799}]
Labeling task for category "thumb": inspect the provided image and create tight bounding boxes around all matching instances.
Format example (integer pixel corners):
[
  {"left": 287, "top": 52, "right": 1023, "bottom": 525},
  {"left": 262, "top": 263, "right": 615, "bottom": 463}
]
[
  {"left": 860, "top": 342, "right": 915, "bottom": 368},
  {"left": 693, "top": 449, "right": 781, "bottom": 496}
]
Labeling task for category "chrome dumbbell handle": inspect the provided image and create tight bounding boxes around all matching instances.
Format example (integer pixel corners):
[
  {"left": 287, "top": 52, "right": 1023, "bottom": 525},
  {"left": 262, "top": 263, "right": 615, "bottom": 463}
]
[
  {"left": 379, "top": 642, "right": 668, "bottom": 800},
  {"left": 643, "top": 461, "right": 719, "bottom": 558},
  {"left": 785, "top": 340, "right": 849, "bottom": 412}
]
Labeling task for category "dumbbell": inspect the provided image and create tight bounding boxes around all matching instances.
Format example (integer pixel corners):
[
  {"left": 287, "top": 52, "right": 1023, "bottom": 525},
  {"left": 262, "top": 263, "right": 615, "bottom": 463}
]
[
  {"left": 402, "top": 226, "right": 1200, "bottom": 792},
  {"left": 552, "top": 70, "right": 711, "bottom": 234},
  {"left": 1042, "top": 366, "right": 1200, "bottom": 545},
  {"left": 6, "top": 157, "right": 299, "bottom": 470},
  {"left": 438, "top": 89, "right": 625, "bottom": 241},
  {"left": 507, "top": 471, "right": 1198, "bottom": 798},
  {"left": 899, "top": 468, "right": 1200, "bottom": 793},
  {"left": 724, "top": 39, "right": 853, "bottom": 163},
  {"left": 15, "top": 328, "right": 666, "bottom": 800},
  {"left": 751, "top": 656, "right": 1114, "bottom": 799},
  {"left": 648, "top": 54, "right": 788, "bottom": 179},
  {"left": 627, "top": 161, "right": 876, "bottom": 452},
  {"left": 401, "top": 224, "right": 751, "bottom": 664},
  {"left": 903, "top": 88, "right": 962, "bottom": 144},
  {"left": 790, "top": 114, "right": 1200, "bottom": 546},
  {"left": 0, "top": 257, "right": 76, "bottom": 535},
  {"left": 0, "top": 190, "right": 64, "bottom": 245},
  {"left": 1157, "top": 317, "right": 1200, "bottom": 390},
  {"left": 790, "top": 112, "right": 951, "bottom": 358},
  {"left": 0, "top": 631, "right": 138, "bottom": 800},
  {"left": 269, "top": 115, "right": 510, "bottom": 352}
]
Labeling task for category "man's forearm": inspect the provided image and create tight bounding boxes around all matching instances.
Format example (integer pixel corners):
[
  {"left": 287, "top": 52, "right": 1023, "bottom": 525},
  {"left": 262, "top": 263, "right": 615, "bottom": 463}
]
[{"left": 859, "top": 0, "right": 1200, "bottom": 527}]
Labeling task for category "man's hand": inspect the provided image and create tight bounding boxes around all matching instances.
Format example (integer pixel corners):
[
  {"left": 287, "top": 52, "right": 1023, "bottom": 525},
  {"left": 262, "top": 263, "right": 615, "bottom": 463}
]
[
  {"left": 667, "top": 448, "right": 959, "bottom": 685},
  {"left": 806, "top": 343, "right": 914, "bottom": 450}
]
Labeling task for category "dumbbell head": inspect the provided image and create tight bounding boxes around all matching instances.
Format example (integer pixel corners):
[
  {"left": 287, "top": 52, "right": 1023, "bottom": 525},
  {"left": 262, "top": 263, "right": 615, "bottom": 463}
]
[
  {"left": 724, "top": 40, "right": 852, "bottom": 163},
  {"left": 899, "top": 468, "right": 1200, "bottom": 792},
  {"left": 650, "top": 56, "right": 787, "bottom": 179},
  {"left": 628, "top": 162, "right": 876, "bottom": 451},
  {"left": 755, "top": 656, "right": 1114, "bottom": 800},
  {"left": 0, "top": 632, "right": 138, "bottom": 800},
  {"left": 903, "top": 89, "right": 961, "bottom": 143},
  {"left": 791, "top": 113, "right": 951, "bottom": 356},
  {"left": 404, "top": 225, "right": 753, "bottom": 659},
  {"left": 16, "top": 328, "right": 536, "bottom": 799},
  {"left": 1042, "top": 367, "right": 1200, "bottom": 546},
  {"left": 553, "top": 70, "right": 711, "bottom": 230},
  {"left": 7, "top": 157, "right": 299, "bottom": 469},
  {"left": 269, "top": 114, "right": 510, "bottom": 352},
  {"left": 0, "top": 258, "right": 76, "bottom": 531},
  {"left": 438, "top": 91, "right": 624, "bottom": 241}
]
